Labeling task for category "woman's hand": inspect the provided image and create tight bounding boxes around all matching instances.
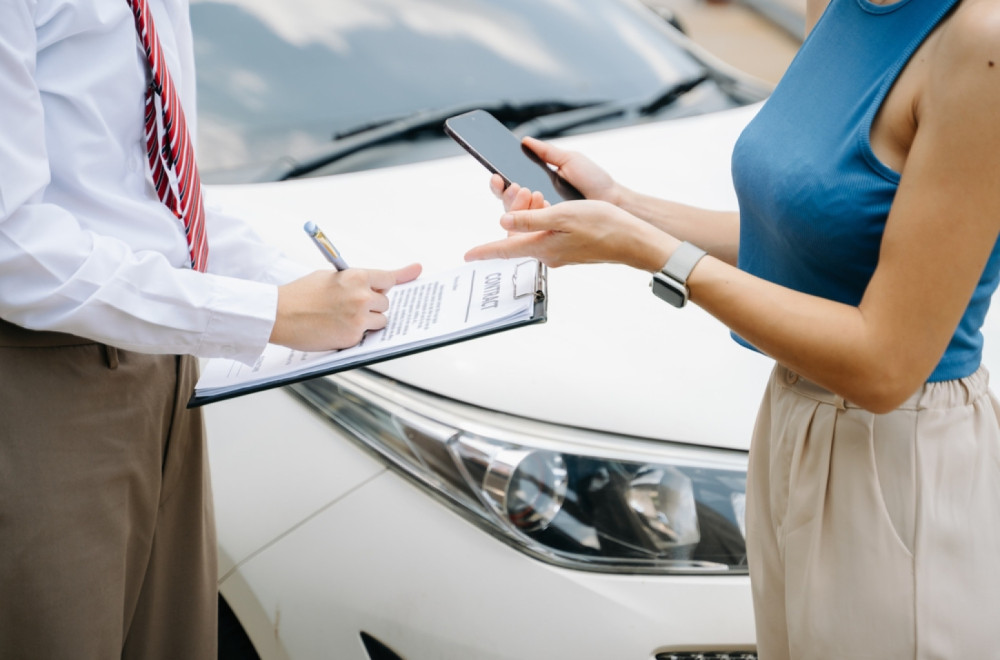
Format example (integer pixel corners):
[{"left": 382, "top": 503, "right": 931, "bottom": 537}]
[
  {"left": 495, "top": 182, "right": 548, "bottom": 234},
  {"left": 490, "top": 136, "right": 622, "bottom": 208},
  {"left": 465, "top": 199, "right": 676, "bottom": 271}
]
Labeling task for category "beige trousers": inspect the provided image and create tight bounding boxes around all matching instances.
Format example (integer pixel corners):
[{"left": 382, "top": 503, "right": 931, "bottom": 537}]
[
  {"left": 0, "top": 321, "right": 217, "bottom": 659},
  {"left": 747, "top": 363, "right": 1000, "bottom": 659}
]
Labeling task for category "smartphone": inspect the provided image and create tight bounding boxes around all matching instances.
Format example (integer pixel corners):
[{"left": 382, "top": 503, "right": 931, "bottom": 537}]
[{"left": 444, "top": 109, "right": 583, "bottom": 202}]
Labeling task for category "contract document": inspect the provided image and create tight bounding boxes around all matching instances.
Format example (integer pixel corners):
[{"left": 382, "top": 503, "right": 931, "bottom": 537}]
[{"left": 189, "top": 258, "right": 546, "bottom": 406}]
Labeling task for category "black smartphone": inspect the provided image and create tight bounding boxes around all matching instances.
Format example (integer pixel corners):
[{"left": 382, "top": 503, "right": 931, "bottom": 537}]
[{"left": 444, "top": 109, "right": 584, "bottom": 202}]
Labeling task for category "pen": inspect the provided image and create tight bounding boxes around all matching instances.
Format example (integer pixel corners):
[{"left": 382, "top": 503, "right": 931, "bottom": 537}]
[{"left": 304, "top": 221, "right": 349, "bottom": 271}]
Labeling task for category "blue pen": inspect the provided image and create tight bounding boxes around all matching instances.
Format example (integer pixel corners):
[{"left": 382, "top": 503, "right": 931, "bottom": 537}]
[{"left": 304, "top": 221, "right": 349, "bottom": 271}]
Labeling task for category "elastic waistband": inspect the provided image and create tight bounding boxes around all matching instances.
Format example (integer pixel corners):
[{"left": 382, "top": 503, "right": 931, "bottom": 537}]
[
  {"left": 0, "top": 318, "right": 95, "bottom": 348},
  {"left": 775, "top": 363, "right": 992, "bottom": 411}
]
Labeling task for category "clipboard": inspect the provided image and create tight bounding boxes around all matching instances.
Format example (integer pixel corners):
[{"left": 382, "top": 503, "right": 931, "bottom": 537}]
[{"left": 188, "top": 259, "right": 547, "bottom": 407}]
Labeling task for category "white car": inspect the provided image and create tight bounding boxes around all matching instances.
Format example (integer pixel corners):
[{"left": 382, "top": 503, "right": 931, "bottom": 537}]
[{"left": 195, "top": 0, "right": 1000, "bottom": 658}]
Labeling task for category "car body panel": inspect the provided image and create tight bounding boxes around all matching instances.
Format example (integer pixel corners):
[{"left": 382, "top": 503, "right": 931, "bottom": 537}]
[
  {"left": 214, "top": 435, "right": 756, "bottom": 659},
  {"left": 208, "top": 387, "right": 387, "bottom": 578}
]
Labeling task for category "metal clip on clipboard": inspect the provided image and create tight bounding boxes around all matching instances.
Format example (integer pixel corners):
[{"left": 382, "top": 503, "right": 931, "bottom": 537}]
[{"left": 513, "top": 259, "right": 547, "bottom": 302}]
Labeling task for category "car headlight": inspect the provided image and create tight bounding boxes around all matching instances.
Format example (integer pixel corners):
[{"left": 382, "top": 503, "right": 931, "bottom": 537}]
[{"left": 289, "top": 370, "right": 748, "bottom": 575}]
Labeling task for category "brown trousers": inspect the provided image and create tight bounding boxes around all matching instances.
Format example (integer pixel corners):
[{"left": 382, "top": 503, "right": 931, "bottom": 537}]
[
  {"left": 0, "top": 320, "right": 217, "bottom": 659},
  {"left": 748, "top": 364, "right": 1000, "bottom": 659}
]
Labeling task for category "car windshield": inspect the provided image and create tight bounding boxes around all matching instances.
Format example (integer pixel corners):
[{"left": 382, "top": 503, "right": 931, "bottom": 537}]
[{"left": 191, "top": 0, "right": 708, "bottom": 182}]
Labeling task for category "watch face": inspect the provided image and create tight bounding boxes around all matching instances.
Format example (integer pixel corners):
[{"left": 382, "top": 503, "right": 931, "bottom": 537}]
[{"left": 651, "top": 274, "right": 687, "bottom": 308}]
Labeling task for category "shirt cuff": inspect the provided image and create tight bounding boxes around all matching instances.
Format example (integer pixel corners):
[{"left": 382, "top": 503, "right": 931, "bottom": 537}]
[{"left": 199, "top": 275, "right": 279, "bottom": 365}]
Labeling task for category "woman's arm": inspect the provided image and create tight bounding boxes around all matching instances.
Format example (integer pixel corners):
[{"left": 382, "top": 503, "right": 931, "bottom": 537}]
[
  {"left": 468, "top": 5, "right": 1000, "bottom": 413},
  {"left": 499, "top": 137, "right": 741, "bottom": 265},
  {"left": 612, "top": 191, "right": 740, "bottom": 266}
]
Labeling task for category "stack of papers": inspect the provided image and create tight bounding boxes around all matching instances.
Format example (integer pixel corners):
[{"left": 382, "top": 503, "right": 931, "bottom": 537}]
[{"left": 190, "top": 258, "right": 545, "bottom": 406}]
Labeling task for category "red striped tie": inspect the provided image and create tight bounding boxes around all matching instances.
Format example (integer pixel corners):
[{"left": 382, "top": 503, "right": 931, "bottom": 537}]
[{"left": 126, "top": 0, "right": 209, "bottom": 272}]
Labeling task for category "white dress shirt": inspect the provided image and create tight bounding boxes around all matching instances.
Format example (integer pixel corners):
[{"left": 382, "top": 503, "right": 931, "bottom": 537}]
[{"left": 0, "top": 0, "right": 309, "bottom": 364}]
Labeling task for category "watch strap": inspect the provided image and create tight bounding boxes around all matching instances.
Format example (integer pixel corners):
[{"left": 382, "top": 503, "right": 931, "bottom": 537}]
[{"left": 661, "top": 241, "right": 707, "bottom": 285}]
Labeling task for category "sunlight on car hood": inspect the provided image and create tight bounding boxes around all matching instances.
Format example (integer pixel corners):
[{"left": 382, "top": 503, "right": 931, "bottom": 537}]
[{"left": 206, "top": 105, "right": 776, "bottom": 451}]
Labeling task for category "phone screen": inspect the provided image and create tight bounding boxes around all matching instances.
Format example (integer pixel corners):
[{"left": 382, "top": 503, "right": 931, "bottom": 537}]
[{"left": 444, "top": 110, "right": 583, "bottom": 202}]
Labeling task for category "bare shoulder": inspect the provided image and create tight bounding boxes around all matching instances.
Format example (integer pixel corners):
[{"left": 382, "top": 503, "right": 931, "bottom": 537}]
[
  {"left": 921, "top": 0, "right": 1000, "bottom": 119},
  {"left": 933, "top": 0, "right": 1000, "bottom": 80}
]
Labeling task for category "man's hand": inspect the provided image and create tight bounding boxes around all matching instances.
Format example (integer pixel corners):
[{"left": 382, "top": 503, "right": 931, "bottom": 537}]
[{"left": 269, "top": 263, "right": 422, "bottom": 351}]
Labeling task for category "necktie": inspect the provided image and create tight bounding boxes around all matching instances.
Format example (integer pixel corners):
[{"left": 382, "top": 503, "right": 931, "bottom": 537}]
[{"left": 126, "top": 0, "right": 209, "bottom": 272}]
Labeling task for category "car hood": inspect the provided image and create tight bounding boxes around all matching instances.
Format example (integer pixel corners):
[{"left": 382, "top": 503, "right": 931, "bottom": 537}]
[{"left": 206, "top": 105, "right": 776, "bottom": 451}]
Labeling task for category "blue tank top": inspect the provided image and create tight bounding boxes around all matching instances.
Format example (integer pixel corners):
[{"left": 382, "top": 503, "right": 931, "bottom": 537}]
[{"left": 731, "top": 0, "right": 1000, "bottom": 382}]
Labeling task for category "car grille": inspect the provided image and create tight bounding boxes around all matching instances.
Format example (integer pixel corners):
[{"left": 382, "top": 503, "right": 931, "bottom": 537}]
[{"left": 655, "top": 654, "right": 758, "bottom": 660}]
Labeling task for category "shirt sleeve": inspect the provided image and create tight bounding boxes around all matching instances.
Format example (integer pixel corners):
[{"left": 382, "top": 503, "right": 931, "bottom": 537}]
[
  {"left": 0, "top": 1, "right": 300, "bottom": 365},
  {"left": 203, "top": 198, "right": 313, "bottom": 287}
]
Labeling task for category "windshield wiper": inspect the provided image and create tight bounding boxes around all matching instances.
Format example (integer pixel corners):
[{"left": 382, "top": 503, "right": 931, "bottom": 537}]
[
  {"left": 270, "top": 79, "right": 709, "bottom": 181},
  {"left": 273, "top": 100, "right": 604, "bottom": 181},
  {"left": 513, "top": 74, "right": 709, "bottom": 139}
]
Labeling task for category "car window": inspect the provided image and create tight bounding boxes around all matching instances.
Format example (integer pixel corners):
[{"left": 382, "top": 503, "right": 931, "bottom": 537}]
[{"left": 191, "top": 0, "right": 706, "bottom": 180}]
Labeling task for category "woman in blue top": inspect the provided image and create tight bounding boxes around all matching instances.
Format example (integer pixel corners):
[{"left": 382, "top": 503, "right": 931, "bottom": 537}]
[{"left": 466, "top": 0, "right": 1000, "bottom": 657}]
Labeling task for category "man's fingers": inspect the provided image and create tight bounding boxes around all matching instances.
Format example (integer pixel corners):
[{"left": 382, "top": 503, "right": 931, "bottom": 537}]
[
  {"left": 369, "top": 292, "right": 390, "bottom": 314},
  {"left": 366, "top": 310, "right": 390, "bottom": 330},
  {"left": 366, "top": 263, "right": 422, "bottom": 293},
  {"left": 392, "top": 262, "right": 423, "bottom": 285}
]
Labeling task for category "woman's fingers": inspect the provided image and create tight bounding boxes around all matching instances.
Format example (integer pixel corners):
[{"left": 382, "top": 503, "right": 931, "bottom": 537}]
[
  {"left": 502, "top": 200, "right": 588, "bottom": 233},
  {"left": 464, "top": 231, "right": 548, "bottom": 262},
  {"left": 500, "top": 208, "right": 556, "bottom": 234},
  {"left": 522, "top": 135, "right": 570, "bottom": 168},
  {"left": 489, "top": 173, "right": 507, "bottom": 199}
]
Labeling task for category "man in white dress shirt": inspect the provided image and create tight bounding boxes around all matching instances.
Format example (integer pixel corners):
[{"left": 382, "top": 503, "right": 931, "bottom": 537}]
[{"left": 0, "top": 0, "right": 420, "bottom": 657}]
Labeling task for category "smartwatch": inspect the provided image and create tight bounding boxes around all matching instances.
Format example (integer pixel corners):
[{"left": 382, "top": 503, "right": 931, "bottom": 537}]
[{"left": 650, "top": 242, "right": 707, "bottom": 308}]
